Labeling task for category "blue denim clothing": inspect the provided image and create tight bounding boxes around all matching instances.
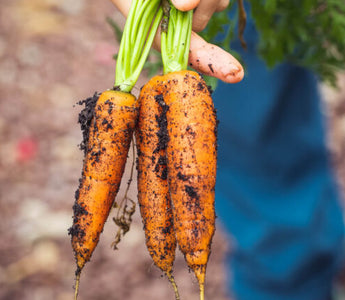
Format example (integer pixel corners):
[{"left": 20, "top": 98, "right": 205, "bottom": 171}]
[{"left": 213, "top": 11, "right": 345, "bottom": 300}]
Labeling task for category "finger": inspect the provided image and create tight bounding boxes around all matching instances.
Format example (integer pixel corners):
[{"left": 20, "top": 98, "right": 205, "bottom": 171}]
[
  {"left": 193, "top": 0, "right": 230, "bottom": 31},
  {"left": 215, "top": 0, "right": 230, "bottom": 12},
  {"left": 192, "top": 0, "right": 219, "bottom": 32},
  {"left": 189, "top": 32, "right": 244, "bottom": 83},
  {"left": 170, "top": 0, "right": 201, "bottom": 11}
]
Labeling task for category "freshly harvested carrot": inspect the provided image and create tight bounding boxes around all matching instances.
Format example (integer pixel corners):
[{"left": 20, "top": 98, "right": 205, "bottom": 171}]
[
  {"left": 135, "top": 81, "right": 179, "bottom": 299},
  {"left": 69, "top": 0, "right": 163, "bottom": 298},
  {"left": 69, "top": 89, "right": 138, "bottom": 275},
  {"left": 159, "top": 5, "right": 217, "bottom": 300},
  {"left": 163, "top": 71, "right": 217, "bottom": 299}
]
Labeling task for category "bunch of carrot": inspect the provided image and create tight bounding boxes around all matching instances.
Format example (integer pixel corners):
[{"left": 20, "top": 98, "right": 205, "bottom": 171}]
[{"left": 69, "top": 1, "right": 218, "bottom": 299}]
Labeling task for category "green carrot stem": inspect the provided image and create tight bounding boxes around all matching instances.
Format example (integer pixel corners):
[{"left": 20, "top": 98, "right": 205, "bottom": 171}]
[
  {"left": 116, "top": 0, "right": 138, "bottom": 81},
  {"left": 131, "top": 0, "right": 160, "bottom": 69},
  {"left": 173, "top": 9, "right": 183, "bottom": 52},
  {"left": 161, "top": 4, "right": 193, "bottom": 74},
  {"left": 120, "top": 7, "right": 163, "bottom": 92},
  {"left": 161, "top": 30, "right": 168, "bottom": 74},
  {"left": 181, "top": 11, "right": 192, "bottom": 68},
  {"left": 115, "top": 0, "right": 162, "bottom": 92},
  {"left": 131, "top": 0, "right": 152, "bottom": 44},
  {"left": 167, "top": 8, "right": 176, "bottom": 54}
]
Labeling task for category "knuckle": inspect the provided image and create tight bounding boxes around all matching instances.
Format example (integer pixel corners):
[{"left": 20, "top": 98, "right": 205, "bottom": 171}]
[
  {"left": 192, "top": 14, "right": 209, "bottom": 32},
  {"left": 216, "top": 0, "right": 230, "bottom": 12}
]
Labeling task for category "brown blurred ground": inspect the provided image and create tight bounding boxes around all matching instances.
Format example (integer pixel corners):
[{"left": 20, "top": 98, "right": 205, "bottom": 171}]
[{"left": 0, "top": 1, "right": 344, "bottom": 300}]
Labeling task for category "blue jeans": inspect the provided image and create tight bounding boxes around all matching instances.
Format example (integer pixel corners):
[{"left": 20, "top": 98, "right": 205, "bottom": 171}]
[{"left": 213, "top": 15, "right": 345, "bottom": 300}]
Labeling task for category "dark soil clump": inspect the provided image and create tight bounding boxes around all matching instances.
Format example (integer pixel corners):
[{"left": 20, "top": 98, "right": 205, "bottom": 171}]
[
  {"left": 153, "top": 94, "right": 170, "bottom": 153},
  {"left": 177, "top": 172, "right": 189, "bottom": 181},
  {"left": 185, "top": 185, "right": 199, "bottom": 200},
  {"left": 77, "top": 92, "right": 100, "bottom": 154}
]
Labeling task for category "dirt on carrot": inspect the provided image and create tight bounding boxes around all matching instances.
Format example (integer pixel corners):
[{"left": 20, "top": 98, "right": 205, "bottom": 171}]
[
  {"left": 135, "top": 81, "right": 179, "bottom": 299},
  {"left": 69, "top": 90, "right": 138, "bottom": 278}
]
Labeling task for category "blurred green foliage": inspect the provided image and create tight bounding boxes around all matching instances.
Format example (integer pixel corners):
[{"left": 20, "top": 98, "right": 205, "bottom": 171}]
[{"left": 201, "top": 0, "right": 345, "bottom": 87}]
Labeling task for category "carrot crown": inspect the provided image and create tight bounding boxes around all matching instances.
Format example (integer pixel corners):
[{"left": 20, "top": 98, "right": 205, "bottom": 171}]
[
  {"left": 161, "top": 1, "right": 193, "bottom": 74},
  {"left": 115, "top": 0, "right": 163, "bottom": 92}
]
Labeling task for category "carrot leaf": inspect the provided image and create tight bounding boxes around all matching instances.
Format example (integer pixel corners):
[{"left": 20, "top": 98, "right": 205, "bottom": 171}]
[
  {"left": 161, "top": 2, "right": 192, "bottom": 74},
  {"left": 114, "top": 0, "right": 163, "bottom": 92}
]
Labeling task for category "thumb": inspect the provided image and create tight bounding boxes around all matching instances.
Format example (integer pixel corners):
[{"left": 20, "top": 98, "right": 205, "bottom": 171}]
[{"left": 171, "top": 0, "right": 200, "bottom": 11}]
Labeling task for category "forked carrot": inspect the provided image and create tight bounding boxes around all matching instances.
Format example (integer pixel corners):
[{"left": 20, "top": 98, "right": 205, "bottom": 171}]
[
  {"left": 163, "top": 71, "right": 217, "bottom": 300},
  {"left": 160, "top": 5, "right": 217, "bottom": 300}
]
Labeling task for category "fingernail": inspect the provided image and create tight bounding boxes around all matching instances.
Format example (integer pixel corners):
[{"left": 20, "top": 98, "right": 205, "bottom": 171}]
[
  {"left": 224, "top": 66, "right": 244, "bottom": 83},
  {"left": 171, "top": 0, "right": 200, "bottom": 11}
]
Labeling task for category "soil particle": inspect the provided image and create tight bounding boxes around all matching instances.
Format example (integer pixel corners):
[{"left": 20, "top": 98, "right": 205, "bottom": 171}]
[
  {"left": 72, "top": 202, "right": 88, "bottom": 216},
  {"left": 68, "top": 224, "right": 86, "bottom": 239},
  {"left": 157, "top": 155, "right": 167, "bottom": 165},
  {"left": 74, "top": 188, "right": 80, "bottom": 201},
  {"left": 197, "top": 82, "right": 204, "bottom": 91},
  {"left": 162, "top": 226, "right": 171, "bottom": 234},
  {"left": 151, "top": 155, "right": 156, "bottom": 164},
  {"left": 191, "top": 227, "right": 199, "bottom": 238},
  {"left": 153, "top": 94, "right": 170, "bottom": 153},
  {"left": 105, "top": 99, "right": 114, "bottom": 114},
  {"left": 160, "top": 168, "right": 168, "bottom": 180},
  {"left": 160, "top": 254, "right": 166, "bottom": 260},
  {"left": 102, "top": 118, "right": 114, "bottom": 130},
  {"left": 208, "top": 64, "right": 214, "bottom": 73},
  {"left": 185, "top": 185, "right": 199, "bottom": 200},
  {"left": 75, "top": 266, "right": 82, "bottom": 277},
  {"left": 154, "top": 155, "right": 168, "bottom": 180},
  {"left": 177, "top": 172, "right": 188, "bottom": 181},
  {"left": 77, "top": 92, "right": 100, "bottom": 154},
  {"left": 186, "top": 125, "right": 196, "bottom": 137},
  {"left": 90, "top": 150, "right": 101, "bottom": 165}
]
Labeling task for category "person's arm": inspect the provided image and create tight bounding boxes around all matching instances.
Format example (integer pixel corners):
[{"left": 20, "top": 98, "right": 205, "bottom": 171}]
[{"left": 110, "top": 0, "right": 244, "bottom": 83}]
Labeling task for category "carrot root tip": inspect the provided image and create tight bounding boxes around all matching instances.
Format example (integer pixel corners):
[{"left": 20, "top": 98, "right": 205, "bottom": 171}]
[
  {"left": 167, "top": 273, "right": 180, "bottom": 300},
  {"left": 199, "top": 283, "right": 205, "bottom": 300},
  {"left": 74, "top": 271, "right": 81, "bottom": 300}
]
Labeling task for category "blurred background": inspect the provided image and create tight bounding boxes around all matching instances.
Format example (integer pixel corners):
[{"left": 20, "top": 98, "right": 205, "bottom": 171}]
[{"left": 0, "top": 0, "right": 345, "bottom": 299}]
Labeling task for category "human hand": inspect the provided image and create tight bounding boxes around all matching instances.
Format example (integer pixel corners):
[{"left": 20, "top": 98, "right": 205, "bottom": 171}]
[
  {"left": 171, "top": 0, "right": 230, "bottom": 32},
  {"left": 110, "top": 0, "right": 243, "bottom": 83}
]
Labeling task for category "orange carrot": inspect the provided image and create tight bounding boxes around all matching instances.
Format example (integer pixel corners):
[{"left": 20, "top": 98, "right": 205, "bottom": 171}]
[
  {"left": 69, "top": 90, "right": 138, "bottom": 296},
  {"left": 159, "top": 5, "right": 217, "bottom": 298},
  {"left": 135, "top": 80, "right": 179, "bottom": 299},
  {"left": 137, "top": 69, "right": 217, "bottom": 299},
  {"left": 163, "top": 71, "right": 217, "bottom": 299}
]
